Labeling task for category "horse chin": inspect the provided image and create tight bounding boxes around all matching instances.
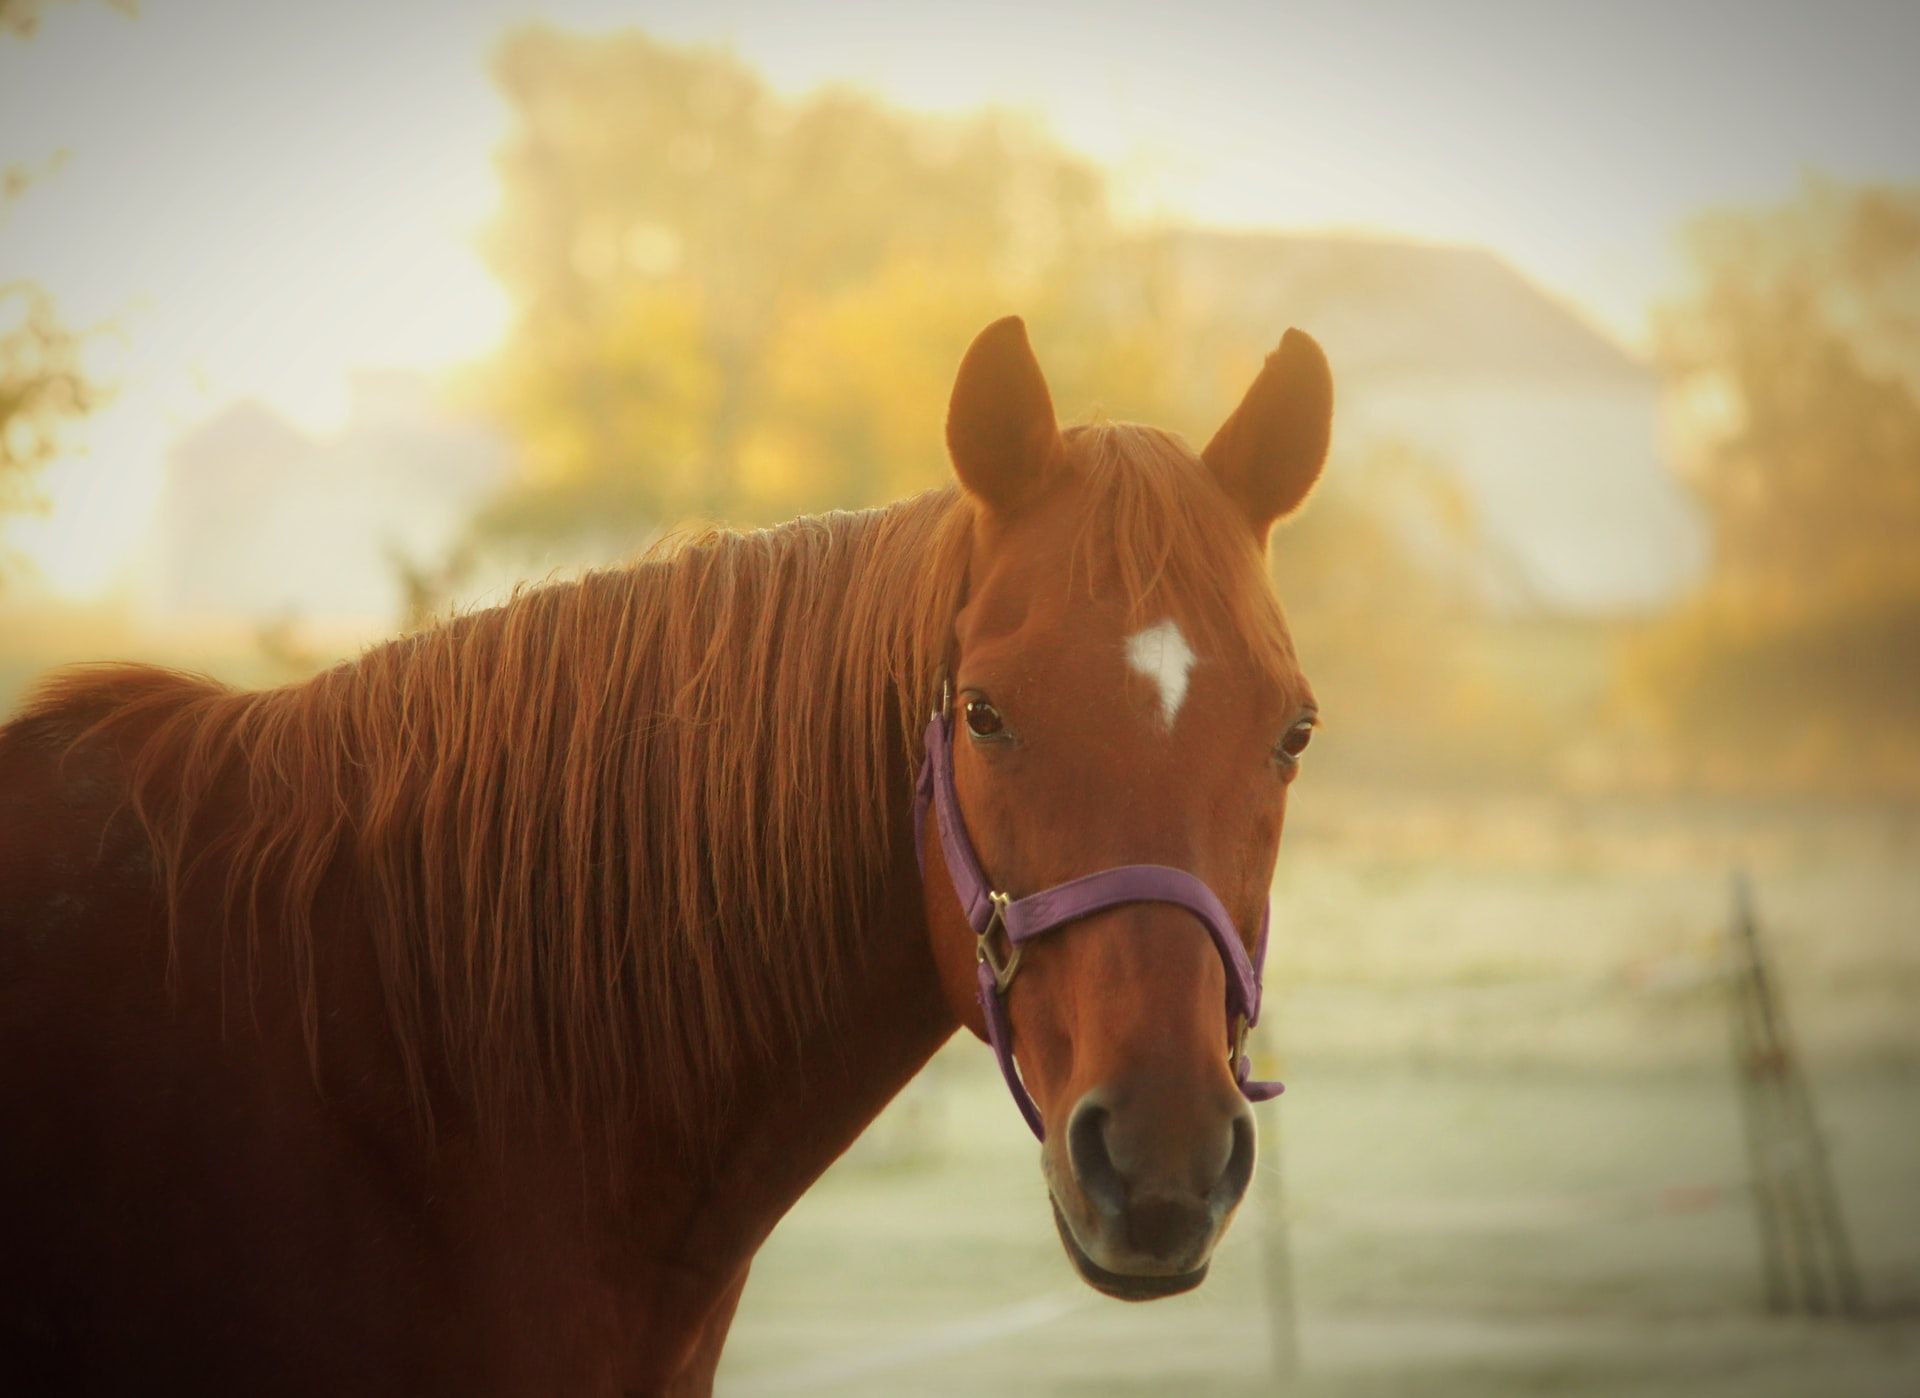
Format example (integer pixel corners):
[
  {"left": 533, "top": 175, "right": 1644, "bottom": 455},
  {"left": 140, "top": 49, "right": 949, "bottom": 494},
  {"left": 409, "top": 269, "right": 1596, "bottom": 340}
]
[{"left": 1048, "top": 1198, "right": 1210, "bottom": 1302}]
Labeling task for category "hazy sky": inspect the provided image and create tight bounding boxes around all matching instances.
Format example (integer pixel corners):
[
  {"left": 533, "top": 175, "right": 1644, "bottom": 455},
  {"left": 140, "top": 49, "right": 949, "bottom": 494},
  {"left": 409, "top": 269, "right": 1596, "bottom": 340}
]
[{"left": 4, "top": 0, "right": 1917, "bottom": 596}]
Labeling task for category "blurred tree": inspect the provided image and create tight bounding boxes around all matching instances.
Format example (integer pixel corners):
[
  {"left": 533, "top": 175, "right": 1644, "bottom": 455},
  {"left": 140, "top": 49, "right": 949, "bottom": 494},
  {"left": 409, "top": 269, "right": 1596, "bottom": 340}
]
[
  {"left": 0, "top": 0, "right": 114, "bottom": 542},
  {"left": 1659, "top": 179, "right": 1920, "bottom": 614},
  {"left": 0, "top": 282, "right": 92, "bottom": 517},
  {"left": 476, "top": 26, "right": 1150, "bottom": 556},
  {"left": 1629, "top": 179, "right": 1920, "bottom": 788}
]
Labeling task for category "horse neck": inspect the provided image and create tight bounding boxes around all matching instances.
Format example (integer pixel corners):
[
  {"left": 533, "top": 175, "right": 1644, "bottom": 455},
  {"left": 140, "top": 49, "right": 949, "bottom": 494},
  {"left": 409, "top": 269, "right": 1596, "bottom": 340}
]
[
  {"left": 592, "top": 788, "right": 958, "bottom": 1381},
  {"left": 379, "top": 700, "right": 957, "bottom": 1388},
  {"left": 572, "top": 554, "right": 962, "bottom": 1380}
]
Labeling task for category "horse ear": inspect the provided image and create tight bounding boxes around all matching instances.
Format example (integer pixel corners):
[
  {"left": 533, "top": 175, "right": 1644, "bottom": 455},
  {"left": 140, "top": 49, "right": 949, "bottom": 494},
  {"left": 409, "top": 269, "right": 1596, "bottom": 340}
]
[
  {"left": 1202, "top": 328, "right": 1333, "bottom": 538},
  {"left": 946, "top": 316, "right": 1062, "bottom": 515}
]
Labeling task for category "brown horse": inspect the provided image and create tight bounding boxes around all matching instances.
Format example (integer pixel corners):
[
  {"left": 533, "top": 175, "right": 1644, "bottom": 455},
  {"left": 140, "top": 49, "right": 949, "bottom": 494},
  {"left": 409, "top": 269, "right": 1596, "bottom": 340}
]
[{"left": 0, "top": 317, "right": 1329, "bottom": 1394}]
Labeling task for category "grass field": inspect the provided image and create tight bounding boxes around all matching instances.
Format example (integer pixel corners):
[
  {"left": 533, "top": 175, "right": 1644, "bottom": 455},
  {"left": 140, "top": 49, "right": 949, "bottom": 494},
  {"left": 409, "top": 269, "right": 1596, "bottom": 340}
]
[{"left": 716, "top": 801, "right": 1920, "bottom": 1396}]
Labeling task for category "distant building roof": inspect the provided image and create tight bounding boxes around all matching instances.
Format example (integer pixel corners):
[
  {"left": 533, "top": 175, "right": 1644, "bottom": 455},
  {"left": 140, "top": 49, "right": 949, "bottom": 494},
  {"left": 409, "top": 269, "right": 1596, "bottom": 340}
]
[{"left": 1161, "top": 229, "right": 1650, "bottom": 386}]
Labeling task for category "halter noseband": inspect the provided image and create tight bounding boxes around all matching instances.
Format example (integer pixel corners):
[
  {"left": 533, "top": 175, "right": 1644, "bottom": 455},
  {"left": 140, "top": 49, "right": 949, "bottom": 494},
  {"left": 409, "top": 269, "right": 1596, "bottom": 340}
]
[{"left": 912, "top": 684, "right": 1284, "bottom": 1140}]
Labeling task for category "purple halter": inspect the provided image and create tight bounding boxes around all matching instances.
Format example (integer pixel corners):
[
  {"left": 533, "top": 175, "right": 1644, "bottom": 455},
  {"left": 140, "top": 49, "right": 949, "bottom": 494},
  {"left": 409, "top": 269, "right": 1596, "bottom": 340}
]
[{"left": 912, "top": 688, "right": 1284, "bottom": 1140}]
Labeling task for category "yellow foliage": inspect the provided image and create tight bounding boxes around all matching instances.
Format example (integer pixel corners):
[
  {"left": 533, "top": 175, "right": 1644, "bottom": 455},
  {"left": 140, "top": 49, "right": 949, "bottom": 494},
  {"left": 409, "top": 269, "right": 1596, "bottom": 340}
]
[
  {"left": 475, "top": 27, "right": 1124, "bottom": 549},
  {"left": 1630, "top": 178, "right": 1920, "bottom": 791}
]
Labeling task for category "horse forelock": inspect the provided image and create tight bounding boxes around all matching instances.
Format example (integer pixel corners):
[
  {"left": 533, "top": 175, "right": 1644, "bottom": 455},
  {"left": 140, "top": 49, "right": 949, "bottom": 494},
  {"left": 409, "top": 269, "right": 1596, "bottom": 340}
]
[{"left": 1062, "top": 421, "right": 1296, "bottom": 689}]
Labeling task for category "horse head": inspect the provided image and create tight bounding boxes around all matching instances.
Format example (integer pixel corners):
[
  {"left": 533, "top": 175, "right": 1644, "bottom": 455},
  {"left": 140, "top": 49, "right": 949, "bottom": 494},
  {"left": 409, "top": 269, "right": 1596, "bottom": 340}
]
[{"left": 920, "top": 316, "right": 1330, "bottom": 1300}]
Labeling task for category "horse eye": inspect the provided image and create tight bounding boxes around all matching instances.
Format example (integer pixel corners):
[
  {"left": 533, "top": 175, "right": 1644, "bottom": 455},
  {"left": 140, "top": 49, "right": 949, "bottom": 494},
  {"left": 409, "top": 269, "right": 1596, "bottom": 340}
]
[
  {"left": 1276, "top": 719, "right": 1314, "bottom": 763},
  {"left": 963, "top": 698, "right": 1005, "bottom": 739}
]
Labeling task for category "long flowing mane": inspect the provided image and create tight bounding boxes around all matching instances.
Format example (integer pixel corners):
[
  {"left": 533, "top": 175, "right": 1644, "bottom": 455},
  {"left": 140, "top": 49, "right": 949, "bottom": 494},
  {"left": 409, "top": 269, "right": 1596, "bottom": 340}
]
[{"left": 14, "top": 423, "right": 1289, "bottom": 1146}]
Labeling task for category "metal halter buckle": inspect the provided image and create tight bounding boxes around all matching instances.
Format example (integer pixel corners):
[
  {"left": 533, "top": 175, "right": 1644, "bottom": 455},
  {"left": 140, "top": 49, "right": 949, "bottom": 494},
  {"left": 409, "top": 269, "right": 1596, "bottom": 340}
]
[
  {"left": 976, "top": 891, "right": 1021, "bottom": 993},
  {"left": 1230, "top": 1012, "right": 1249, "bottom": 1068}
]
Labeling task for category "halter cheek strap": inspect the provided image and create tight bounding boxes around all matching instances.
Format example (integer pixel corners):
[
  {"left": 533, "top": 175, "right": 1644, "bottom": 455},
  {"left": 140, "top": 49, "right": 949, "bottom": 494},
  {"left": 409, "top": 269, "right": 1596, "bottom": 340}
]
[{"left": 912, "top": 702, "right": 1284, "bottom": 1141}]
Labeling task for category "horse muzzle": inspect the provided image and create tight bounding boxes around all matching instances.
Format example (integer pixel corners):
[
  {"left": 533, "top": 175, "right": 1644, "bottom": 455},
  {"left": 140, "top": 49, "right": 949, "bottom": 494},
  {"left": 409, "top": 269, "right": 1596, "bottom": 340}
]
[{"left": 1044, "top": 1083, "right": 1256, "bottom": 1299}]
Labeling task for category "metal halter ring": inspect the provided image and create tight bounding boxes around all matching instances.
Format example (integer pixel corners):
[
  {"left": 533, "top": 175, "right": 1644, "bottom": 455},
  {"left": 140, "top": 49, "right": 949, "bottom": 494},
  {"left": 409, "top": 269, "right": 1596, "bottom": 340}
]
[
  {"left": 1229, "top": 1012, "right": 1249, "bottom": 1068},
  {"left": 976, "top": 890, "right": 1021, "bottom": 993}
]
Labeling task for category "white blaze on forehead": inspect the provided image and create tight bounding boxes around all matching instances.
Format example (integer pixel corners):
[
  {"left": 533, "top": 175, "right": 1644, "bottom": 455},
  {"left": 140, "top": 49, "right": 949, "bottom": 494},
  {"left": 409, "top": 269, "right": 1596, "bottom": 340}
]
[{"left": 1125, "top": 619, "right": 1196, "bottom": 729}]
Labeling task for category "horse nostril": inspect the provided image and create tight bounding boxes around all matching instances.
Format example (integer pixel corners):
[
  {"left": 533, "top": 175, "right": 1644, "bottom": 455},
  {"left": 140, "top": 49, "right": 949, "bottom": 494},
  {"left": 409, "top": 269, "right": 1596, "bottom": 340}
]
[
  {"left": 1212, "top": 1108, "right": 1257, "bottom": 1211},
  {"left": 1066, "top": 1097, "right": 1126, "bottom": 1220}
]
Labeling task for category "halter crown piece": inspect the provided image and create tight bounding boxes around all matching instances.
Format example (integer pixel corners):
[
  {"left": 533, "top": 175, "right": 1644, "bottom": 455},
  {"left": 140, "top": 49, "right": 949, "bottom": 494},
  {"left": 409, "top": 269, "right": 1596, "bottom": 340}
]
[{"left": 912, "top": 682, "right": 1285, "bottom": 1140}]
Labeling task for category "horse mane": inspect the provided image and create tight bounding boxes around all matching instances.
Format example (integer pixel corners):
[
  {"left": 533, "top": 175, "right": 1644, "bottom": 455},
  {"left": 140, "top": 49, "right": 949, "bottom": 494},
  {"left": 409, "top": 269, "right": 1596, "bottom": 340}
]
[{"left": 14, "top": 422, "right": 1288, "bottom": 1149}]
